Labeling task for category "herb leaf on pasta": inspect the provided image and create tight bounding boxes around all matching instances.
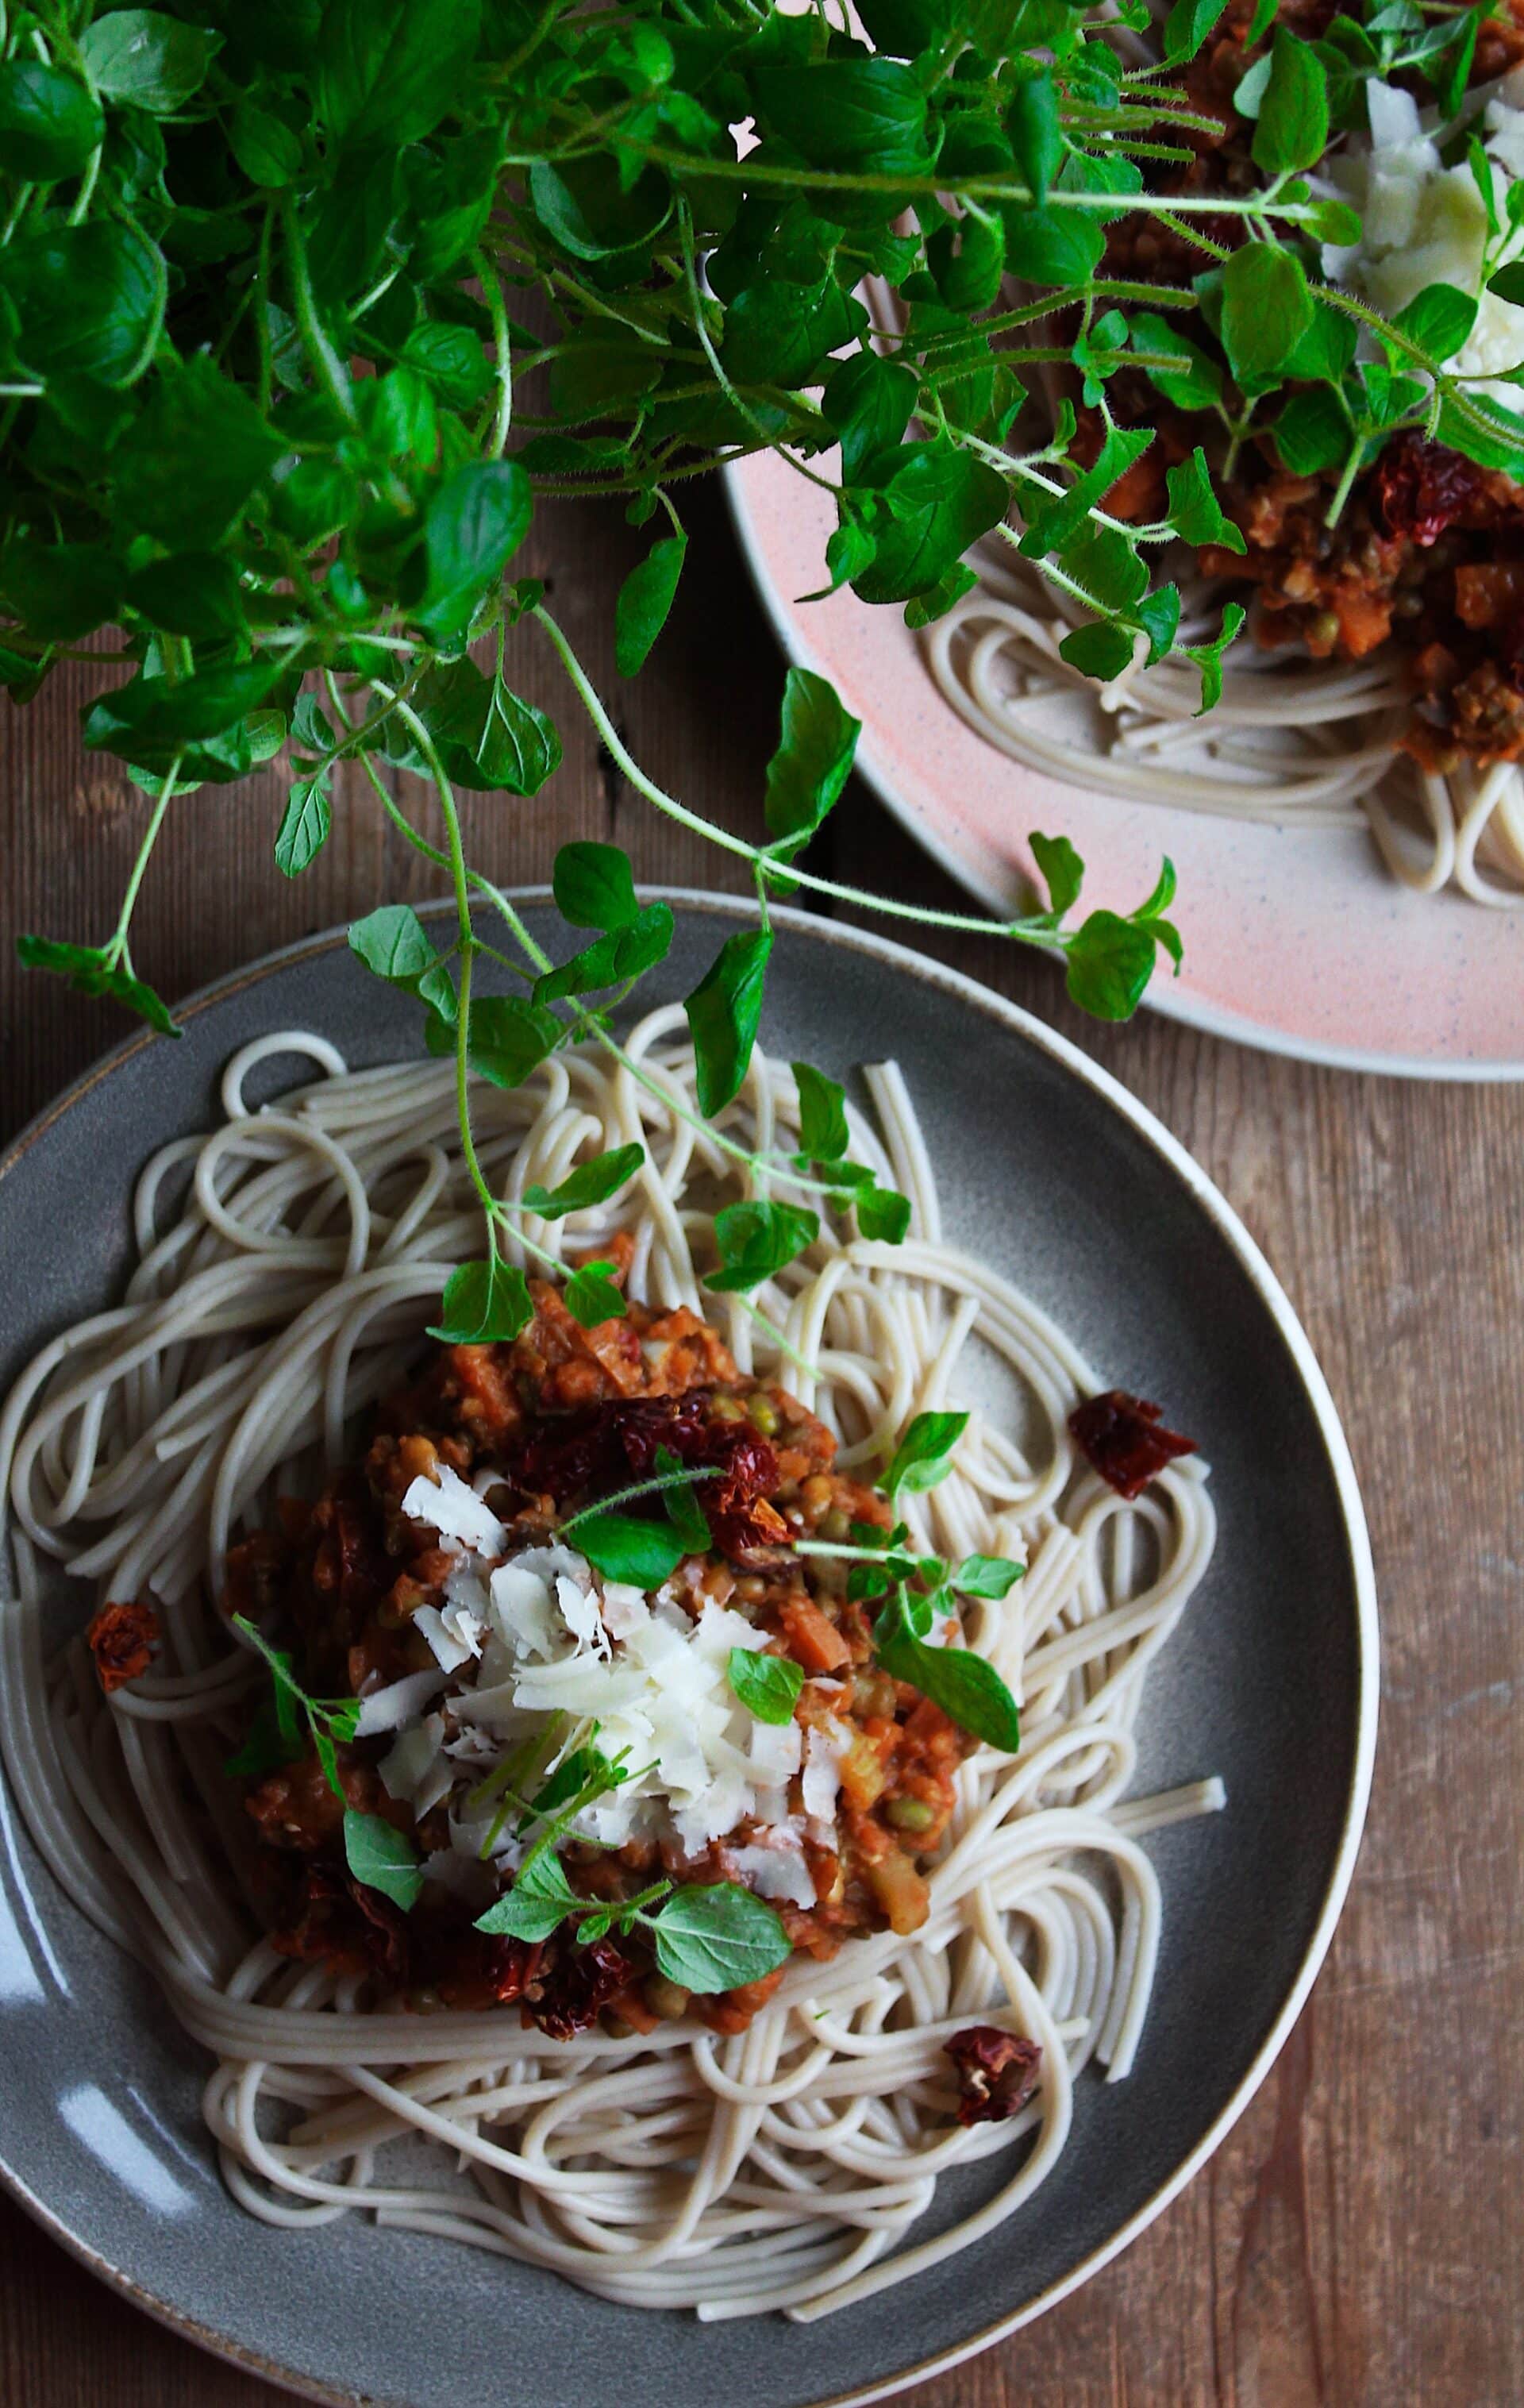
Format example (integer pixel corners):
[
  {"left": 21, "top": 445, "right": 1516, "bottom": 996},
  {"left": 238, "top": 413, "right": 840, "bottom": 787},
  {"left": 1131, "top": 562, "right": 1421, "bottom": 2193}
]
[
  {"left": 648, "top": 1886, "right": 791, "bottom": 1994},
  {"left": 883, "top": 1412, "right": 970, "bottom": 1500},
  {"left": 873, "top": 1589, "right": 1023, "bottom": 1754},
  {"left": 343, "top": 1811, "right": 425, "bottom": 1913},
  {"left": 728, "top": 1651, "right": 806, "bottom": 1725}
]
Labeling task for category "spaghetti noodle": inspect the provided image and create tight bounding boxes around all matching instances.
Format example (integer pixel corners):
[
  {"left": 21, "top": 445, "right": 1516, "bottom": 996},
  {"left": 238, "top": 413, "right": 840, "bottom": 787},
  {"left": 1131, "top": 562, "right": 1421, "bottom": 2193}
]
[{"left": 0, "top": 1014, "right": 1222, "bottom": 2319}]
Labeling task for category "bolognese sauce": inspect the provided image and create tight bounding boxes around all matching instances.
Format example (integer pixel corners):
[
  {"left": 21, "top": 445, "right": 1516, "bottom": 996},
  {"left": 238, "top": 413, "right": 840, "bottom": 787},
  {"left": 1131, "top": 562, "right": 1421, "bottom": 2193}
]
[{"left": 225, "top": 1262, "right": 970, "bottom": 2041}]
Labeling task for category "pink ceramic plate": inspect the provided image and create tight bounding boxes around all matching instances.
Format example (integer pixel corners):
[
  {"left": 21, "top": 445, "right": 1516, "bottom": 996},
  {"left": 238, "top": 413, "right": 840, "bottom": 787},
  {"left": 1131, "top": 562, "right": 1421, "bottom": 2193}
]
[{"left": 728, "top": 448, "right": 1524, "bottom": 1079}]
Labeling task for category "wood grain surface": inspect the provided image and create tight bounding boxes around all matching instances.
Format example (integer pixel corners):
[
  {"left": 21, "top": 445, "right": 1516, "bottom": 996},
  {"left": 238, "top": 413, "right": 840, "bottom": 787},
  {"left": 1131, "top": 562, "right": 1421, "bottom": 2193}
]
[{"left": 2, "top": 482, "right": 1521, "bottom": 2408}]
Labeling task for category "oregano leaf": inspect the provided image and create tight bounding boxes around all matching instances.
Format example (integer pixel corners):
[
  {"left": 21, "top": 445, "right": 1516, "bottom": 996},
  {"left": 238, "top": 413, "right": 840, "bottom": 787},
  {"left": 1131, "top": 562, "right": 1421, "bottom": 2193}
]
[
  {"left": 429, "top": 1259, "right": 534, "bottom": 1345},
  {"left": 614, "top": 532, "right": 687, "bottom": 677},
  {"left": 685, "top": 928, "right": 772, "bottom": 1116}
]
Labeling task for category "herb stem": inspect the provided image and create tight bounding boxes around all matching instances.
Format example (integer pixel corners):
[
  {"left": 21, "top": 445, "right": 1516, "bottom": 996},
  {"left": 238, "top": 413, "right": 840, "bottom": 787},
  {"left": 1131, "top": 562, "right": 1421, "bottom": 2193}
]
[
  {"left": 558, "top": 1465, "right": 721, "bottom": 1541},
  {"left": 0, "top": 181, "right": 33, "bottom": 245},
  {"left": 1324, "top": 435, "right": 1368, "bottom": 530},
  {"left": 453, "top": 948, "right": 502, "bottom": 1235},
  {"left": 112, "top": 757, "right": 182, "bottom": 962},
  {"left": 388, "top": 696, "right": 501, "bottom": 1234},
  {"left": 67, "top": 142, "right": 102, "bottom": 227},
  {"left": 254, "top": 203, "right": 276, "bottom": 417},
  {"left": 281, "top": 195, "right": 358, "bottom": 428},
  {"left": 474, "top": 246, "right": 514, "bottom": 457},
  {"left": 533, "top": 604, "right": 1058, "bottom": 948},
  {"left": 518, "top": 136, "right": 1319, "bottom": 225},
  {"left": 676, "top": 194, "right": 773, "bottom": 453},
  {"left": 795, "top": 1538, "right": 906, "bottom": 1566}
]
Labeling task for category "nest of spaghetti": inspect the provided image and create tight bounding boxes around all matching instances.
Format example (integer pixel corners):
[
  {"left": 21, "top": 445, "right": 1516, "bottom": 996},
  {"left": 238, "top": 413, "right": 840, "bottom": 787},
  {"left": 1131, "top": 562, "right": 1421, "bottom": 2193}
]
[{"left": 214, "top": 1257, "right": 976, "bottom": 2049}]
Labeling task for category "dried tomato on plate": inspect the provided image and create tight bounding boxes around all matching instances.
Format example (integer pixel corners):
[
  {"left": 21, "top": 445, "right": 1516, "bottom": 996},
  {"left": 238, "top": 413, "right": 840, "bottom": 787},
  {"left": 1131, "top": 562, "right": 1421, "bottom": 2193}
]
[
  {"left": 1069, "top": 1391, "right": 1196, "bottom": 1499},
  {"left": 84, "top": 1598, "right": 158, "bottom": 1693},
  {"left": 944, "top": 2026, "right": 1043, "bottom": 2125}
]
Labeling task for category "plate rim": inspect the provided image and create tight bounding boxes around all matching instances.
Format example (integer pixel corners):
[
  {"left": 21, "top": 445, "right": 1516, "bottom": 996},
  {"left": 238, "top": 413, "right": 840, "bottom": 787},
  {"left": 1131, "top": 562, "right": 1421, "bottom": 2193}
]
[
  {"left": 0, "top": 891, "right": 1380, "bottom": 2408},
  {"left": 724, "top": 453, "right": 1524, "bottom": 1086}
]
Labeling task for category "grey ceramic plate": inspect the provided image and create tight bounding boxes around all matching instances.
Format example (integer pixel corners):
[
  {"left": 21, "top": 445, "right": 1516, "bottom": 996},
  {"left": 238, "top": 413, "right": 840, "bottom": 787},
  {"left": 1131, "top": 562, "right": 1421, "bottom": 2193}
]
[{"left": 0, "top": 897, "right": 1377, "bottom": 2408}]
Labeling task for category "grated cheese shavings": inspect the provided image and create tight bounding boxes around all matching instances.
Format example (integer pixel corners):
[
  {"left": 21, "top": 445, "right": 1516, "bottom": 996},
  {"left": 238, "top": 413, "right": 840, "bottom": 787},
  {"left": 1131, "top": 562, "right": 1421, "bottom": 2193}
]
[{"left": 1323, "top": 75, "right": 1524, "bottom": 405}]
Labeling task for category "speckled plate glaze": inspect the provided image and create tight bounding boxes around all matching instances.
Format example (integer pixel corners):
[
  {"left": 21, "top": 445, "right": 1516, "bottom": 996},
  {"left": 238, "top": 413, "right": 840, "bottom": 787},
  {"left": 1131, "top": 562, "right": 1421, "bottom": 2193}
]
[
  {"left": 0, "top": 898, "right": 1377, "bottom": 2408},
  {"left": 728, "top": 449, "right": 1524, "bottom": 1079}
]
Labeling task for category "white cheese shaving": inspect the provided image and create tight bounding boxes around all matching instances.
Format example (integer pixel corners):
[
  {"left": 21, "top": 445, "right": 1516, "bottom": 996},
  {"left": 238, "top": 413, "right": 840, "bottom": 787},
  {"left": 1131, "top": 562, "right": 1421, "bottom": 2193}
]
[
  {"left": 441, "top": 1719, "right": 501, "bottom": 1766},
  {"left": 725, "top": 1840, "right": 815, "bottom": 1908},
  {"left": 802, "top": 1721, "right": 850, "bottom": 1823},
  {"left": 380, "top": 1713, "right": 453, "bottom": 1819},
  {"left": 749, "top": 1717, "right": 802, "bottom": 1789},
  {"left": 512, "top": 1657, "right": 648, "bottom": 1715},
  {"left": 413, "top": 1604, "right": 479, "bottom": 1675},
  {"left": 352, "top": 1666, "right": 448, "bottom": 1738},
  {"left": 426, "top": 1570, "right": 489, "bottom": 1669},
  {"left": 400, "top": 1463, "right": 508, "bottom": 1558},
  {"left": 1324, "top": 78, "right": 1524, "bottom": 406},
  {"left": 694, "top": 1601, "right": 770, "bottom": 1662},
  {"left": 443, "top": 1561, "right": 491, "bottom": 1616},
  {"left": 599, "top": 1582, "right": 649, "bottom": 1639},
  {"left": 446, "top": 1804, "right": 525, "bottom": 1867},
  {"left": 488, "top": 1562, "right": 559, "bottom": 1660},
  {"left": 555, "top": 1571, "right": 610, "bottom": 1659},
  {"left": 453, "top": 1687, "right": 537, "bottom": 1737}
]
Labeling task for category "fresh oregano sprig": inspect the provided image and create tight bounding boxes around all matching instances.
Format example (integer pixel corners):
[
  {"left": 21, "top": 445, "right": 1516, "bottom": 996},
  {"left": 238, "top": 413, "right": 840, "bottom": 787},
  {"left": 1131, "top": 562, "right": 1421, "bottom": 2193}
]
[
  {"left": 229, "top": 1612, "right": 425, "bottom": 1909},
  {"left": 472, "top": 1747, "right": 791, "bottom": 1992},
  {"left": 473, "top": 1847, "right": 791, "bottom": 1997},
  {"left": 229, "top": 1612, "right": 364, "bottom": 1793},
  {"left": 792, "top": 1408, "right": 1026, "bottom": 1747}
]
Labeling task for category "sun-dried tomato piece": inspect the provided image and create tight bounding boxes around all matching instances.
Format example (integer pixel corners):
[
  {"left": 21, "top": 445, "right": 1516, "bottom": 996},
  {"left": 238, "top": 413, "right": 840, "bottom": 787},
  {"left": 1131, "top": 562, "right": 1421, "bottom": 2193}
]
[
  {"left": 1372, "top": 434, "right": 1489, "bottom": 548},
  {"left": 944, "top": 2026, "right": 1042, "bottom": 2125},
  {"left": 429, "top": 1931, "right": 547, "bottom": 2012},
  {"left": 507, "top": 1393, "right": 708, "bottom": 1505},
  {"left": 526, "top": 1935, "right": 639, "bottom": 2040},
  {"left": 480, "top": 1935, "right": 545, "bottom": 2005},
  {"left": 614, "top": 1399, "right": 786, "bottom": 1548},
  {"left": 506, "top": 1393, "right": 785, "bottom": 1554},
  {"left": 271, "top": 1863, "right": 411, "bottom": 1984},
  {"left": 703, "top": 1424, "right": 786, "bottom": 1556},
  {"left": 1069, "top": 1390, "right": 1195, "bottom": 1499},
  {"left": 85, "top": 1599, "right": 158, "bottom": 1694},
  {"left": 613, "top": 1393, "right": 712, "bottom": 1478}
]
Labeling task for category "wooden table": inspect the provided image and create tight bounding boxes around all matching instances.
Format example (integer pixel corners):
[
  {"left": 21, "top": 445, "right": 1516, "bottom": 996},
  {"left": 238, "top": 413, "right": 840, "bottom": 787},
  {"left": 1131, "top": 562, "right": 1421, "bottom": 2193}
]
[{"left": 3, "top": 481, "right": 1521, "bottom": 2408}]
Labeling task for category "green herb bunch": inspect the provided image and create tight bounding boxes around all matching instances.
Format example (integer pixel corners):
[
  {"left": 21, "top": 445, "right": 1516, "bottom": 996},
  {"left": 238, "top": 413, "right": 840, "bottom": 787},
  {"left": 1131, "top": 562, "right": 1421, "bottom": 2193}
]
[{"left": 3, "top": 0, "right": 1514, "bottom": 1319}]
